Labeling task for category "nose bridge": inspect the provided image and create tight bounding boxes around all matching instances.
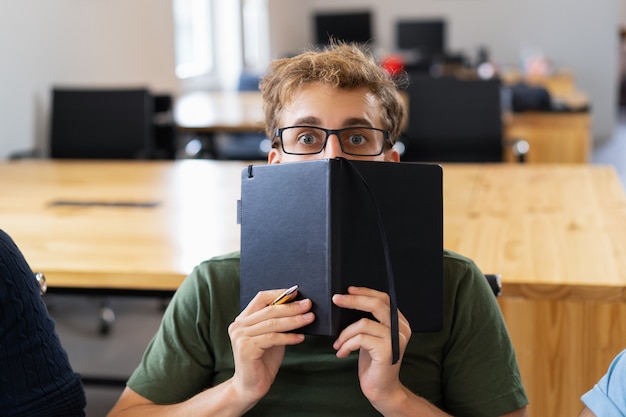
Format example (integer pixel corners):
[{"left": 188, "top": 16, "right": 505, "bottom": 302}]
[{"left": 323, "top": 130, "right": 344, "bottom": 157}]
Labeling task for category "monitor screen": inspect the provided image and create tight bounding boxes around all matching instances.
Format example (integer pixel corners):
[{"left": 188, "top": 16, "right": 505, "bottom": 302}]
[
  {"left": 314, "top": 11, "right": 373, "bottom": 45},
  {"left": 396, "top": 20, "right": 445, "bottom": 56}
]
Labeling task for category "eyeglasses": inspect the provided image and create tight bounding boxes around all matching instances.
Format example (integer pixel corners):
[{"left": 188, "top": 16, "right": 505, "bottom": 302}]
[{"left": 274, "top": 125, "right": 391, "bottom": 156}]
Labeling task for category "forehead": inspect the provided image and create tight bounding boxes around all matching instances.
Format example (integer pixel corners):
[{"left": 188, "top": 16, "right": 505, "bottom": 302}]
[{"left": 279, "top": 83, "right": 383, "bottom": 127}]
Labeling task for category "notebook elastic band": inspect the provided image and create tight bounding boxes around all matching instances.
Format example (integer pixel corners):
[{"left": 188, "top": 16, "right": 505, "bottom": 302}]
[{"left": 341, "top": 158, "right": 400, "bottom": 365}]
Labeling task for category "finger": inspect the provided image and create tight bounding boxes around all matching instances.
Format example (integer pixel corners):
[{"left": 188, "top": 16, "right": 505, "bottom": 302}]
[
  {"left": 397, "top": 310, "right": 411, "bottom": 336},
  {"left": 334, "top": 332, "right": 389, "bottom": 360},
  {"left": 346, "top": 286, "right": 390, "bottom": 299},
  {"left": 239, "top": 289, "right": 309, "bottom": 329},
  {"left": 334, "top": 316, "right": 386, "bottom": 345},
  {"left": 334, "top": 311, "right": 411, "bottom": 349},
  {"left": 237, "top": 299, "right": 314, "bottom": 336},
  {"left": 249, "top": 308, "right": 315, "bottom": 336},
  {"left": 332, "top": 290, "right": 391, "bottom": 327},
  {"left": 332, "top": 307, "right": 411, "bottom": 354},
  {"left": 229, "top": 305, "right": 315, "bottom": 346},
  {"left": 237, "top": 331, "right": 308, "bottom": 352}
]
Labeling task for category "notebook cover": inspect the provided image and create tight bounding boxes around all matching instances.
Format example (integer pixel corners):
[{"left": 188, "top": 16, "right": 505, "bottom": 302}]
[{"left": 239, "top": 158, "right": 443, "bottom": 336}]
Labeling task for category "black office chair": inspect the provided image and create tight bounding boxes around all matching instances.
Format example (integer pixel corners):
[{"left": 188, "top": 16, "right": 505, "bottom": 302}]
[
  {"left": 50, "top": 88, "right": 166, "bottom": 159},
  {"left": 9, "top": 88, "right": 176, "bottom": 160},
  {"left": 400, "top": 74, "right": 526, "bottom": 163},
  {"left": 153, "top": 93, "right": 178, "bottom": 160},
  {"left": 50, "top": 88, "right": 156, "bottom": 159}
]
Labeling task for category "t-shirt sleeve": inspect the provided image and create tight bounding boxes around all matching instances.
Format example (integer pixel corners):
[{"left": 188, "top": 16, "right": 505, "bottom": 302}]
[
  {"left": 441, "top": 257, "right": 529, "bottom": 416},
  {"left": 127, "top": 262, "right": 221, "bottom": 404},
  {"left": 581, "top": 349, "right": 626, "bottom": 417}
]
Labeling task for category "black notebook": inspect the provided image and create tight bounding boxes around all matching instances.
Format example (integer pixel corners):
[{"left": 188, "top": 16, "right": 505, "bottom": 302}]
[{"left": 238, "top": 158, "right": 443, "bottom": 336}]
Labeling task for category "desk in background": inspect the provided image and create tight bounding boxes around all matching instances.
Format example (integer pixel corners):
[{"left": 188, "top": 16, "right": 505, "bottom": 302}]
[
  {"left": 175, "top": 91, "right": 264, "bottom": 134},
  {"left": 175, "top": 89, "right": 591, "bottom": 163},
  {"left": 501, "top": 70, "right": 581, "bottom": 97},
  {"left": 502, "top": 70, "right": 592, "bottom": 163},
  {"left": 2, "top": 160, "right": 625, "bottom": 416},
  {"left": 174, "top": 91, "right": 266, "bottom": 159},
  {"left": 503, "top": 111, "right": 591, "bottom": 163}
]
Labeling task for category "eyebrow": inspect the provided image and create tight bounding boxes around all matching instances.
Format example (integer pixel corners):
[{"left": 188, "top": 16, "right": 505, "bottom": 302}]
[{"left": 291, "top": 116, "right": 374, "bottom": 128}]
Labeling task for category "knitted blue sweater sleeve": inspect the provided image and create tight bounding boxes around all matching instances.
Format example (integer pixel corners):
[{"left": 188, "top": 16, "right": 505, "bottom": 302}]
[{"left": 0, "top": 230, "right": 86, "bottom": 417}]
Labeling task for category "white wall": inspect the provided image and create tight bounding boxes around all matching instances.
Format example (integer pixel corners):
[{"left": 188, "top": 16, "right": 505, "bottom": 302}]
[
  {"left": 268, "top": 0, "right": 621, "bottom": 144},
  {"left": 0, "top": 0, "right": 177, "bottom": 159}
]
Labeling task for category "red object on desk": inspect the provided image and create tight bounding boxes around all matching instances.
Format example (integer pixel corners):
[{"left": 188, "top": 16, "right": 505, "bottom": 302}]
[{"left": 381, "top": 55, "right": 405, "bottom": 77}]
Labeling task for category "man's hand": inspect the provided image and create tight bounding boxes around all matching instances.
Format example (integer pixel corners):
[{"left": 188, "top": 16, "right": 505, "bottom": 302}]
[
  {"left": 228, "top": 289, "right": 315, "bottom": 405},
  {"left": 332, "top": 286, "right": 412, "bottom": 412}
]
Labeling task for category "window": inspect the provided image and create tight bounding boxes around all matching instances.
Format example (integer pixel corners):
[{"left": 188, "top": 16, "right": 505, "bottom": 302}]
[
  {"left": 173, "top": 0, "right": 214, "bottom": 79},
  {"left": 242, "top": 0, "right": 270, "bottom": 73},
  {"left": 173, "top": 0, "right": 270, "bottom": 89}
]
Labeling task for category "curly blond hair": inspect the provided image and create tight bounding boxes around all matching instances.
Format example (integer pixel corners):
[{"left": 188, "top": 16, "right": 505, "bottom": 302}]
[{"left": 259, "top": 42, "right": 406, "bottom": 144}]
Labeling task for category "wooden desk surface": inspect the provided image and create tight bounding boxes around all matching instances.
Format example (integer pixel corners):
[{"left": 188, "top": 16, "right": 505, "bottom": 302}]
[
  {"left": 0, "top": 160, "right": 244, "bottom": 291},
  {"left": 174, "top": 91, "right": 265, "bottom": 133},
  {"left": 443, "top": 164, "right": 626, "bottom": 301},
  {"left": 5, "top": 160, "right": 622, "bottom": 417},
  {"left": 2, "top": 160, "right": 625, "bottom": 299}
]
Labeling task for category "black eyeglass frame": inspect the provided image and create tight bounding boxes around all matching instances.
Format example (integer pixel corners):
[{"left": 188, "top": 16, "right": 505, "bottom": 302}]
[{"left": 274, "top": 125, "right": 392, "bottom": 156}]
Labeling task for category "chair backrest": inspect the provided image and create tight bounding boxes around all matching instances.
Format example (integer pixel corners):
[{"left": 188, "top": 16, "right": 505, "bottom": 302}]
[
  {"left": 238, "top": 72, "right": 261, "bottom": 92},
  {"left": 402, "top": 75, "right": 503, "bottom": 162},
  {"left": 50, "top": 88, "right": 154, "bottom": 159},
  {"left": 484, "top": 273, "right": 502, "bottom": 297},
  {"left": 152, "top": 93, "right": 177, "bottom": 160}
]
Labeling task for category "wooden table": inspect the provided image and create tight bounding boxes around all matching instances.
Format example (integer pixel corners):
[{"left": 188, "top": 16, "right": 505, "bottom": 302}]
[
  {"left": 174, "top": 91, "right": 266, "bottom": 158},
  {"left": 443, "top": 164, "right": 626, "bottom": 417},
  {"left": 2, "top": 160, "right": 625, "bottom": 416},
  {"left": 500, "top": 70, "right": 592, "bottom": 163},
  {"left": 503, "top": 111, "right": 592, "bottom": 163},
  {"left": 0, "top": 159, "right": 245, "bottom": 294},
  {"left": 175, "top": 91, "right": 265, "bottom": 134}
]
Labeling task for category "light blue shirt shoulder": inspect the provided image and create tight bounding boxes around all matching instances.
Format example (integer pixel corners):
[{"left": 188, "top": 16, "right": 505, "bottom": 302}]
[{"left": 581, "top": 349, "right": 626, "bottom": 416}]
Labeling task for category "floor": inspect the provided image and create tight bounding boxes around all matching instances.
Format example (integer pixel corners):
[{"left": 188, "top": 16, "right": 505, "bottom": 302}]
[
  {"left": 48, "top": 111, "right": 626, "bottom": 416},
  {"left": 46, "top": 295, "right": 164, "bottom": 417}
]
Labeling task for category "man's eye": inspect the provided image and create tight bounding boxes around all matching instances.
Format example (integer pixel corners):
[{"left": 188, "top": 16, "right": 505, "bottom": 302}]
[
  {"left": 297, "top": 134, "right": 318, "bottom": 145},
  {"left": 348, "top": 134, "right": 367, "bottom": 145}
]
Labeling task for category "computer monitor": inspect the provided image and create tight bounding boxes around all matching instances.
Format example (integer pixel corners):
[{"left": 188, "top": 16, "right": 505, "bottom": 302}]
[
  {"left": 396, "top": 19, "right": 445, "bottom": 57},
  {"left": 314, "top": 11, "right": 373, "bottom": 45}
]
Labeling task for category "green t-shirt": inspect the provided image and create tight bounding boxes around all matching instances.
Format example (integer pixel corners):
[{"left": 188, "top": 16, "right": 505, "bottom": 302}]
[{"left": 128, "top": 250, "right": 528, "bottom": 416}]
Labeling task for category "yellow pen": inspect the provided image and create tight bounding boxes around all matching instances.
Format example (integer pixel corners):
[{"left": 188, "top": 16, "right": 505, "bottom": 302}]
[{"left": 269, "top": 285, "right": 299, "bottom": 306}]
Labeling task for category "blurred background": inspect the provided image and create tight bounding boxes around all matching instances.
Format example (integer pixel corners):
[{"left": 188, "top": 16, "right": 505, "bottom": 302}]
[{"left": 0, "top": 0, "right": 624, "bottom": 160}]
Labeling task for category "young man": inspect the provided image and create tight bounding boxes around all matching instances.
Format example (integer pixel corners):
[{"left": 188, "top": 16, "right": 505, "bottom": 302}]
[
  {"left": 578, "top": 349, "right": 626, "bottom": 416},
  {"left": 108, "top": 43, "right": 529, "bottom": 417}
]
